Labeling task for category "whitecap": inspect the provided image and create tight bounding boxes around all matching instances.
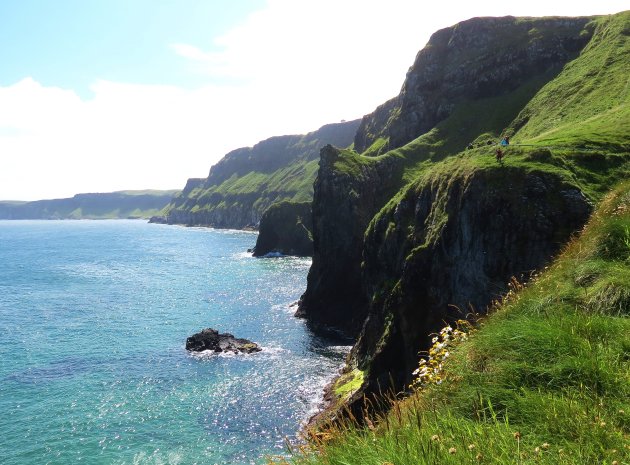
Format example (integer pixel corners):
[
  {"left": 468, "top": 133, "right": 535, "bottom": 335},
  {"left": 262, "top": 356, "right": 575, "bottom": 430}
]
[{"left": 262, "top": 251, "right": 284, "bottom": 258}]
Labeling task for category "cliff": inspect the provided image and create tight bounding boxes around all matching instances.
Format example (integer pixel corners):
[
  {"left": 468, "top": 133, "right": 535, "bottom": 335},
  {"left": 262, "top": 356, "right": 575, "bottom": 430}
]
[
  {"left": 298, "top": 10, "right": 630, "bottom": 419},
  {"left": 0, "top": 190, "right": 178, "bottom": 220},
  {"left": 352, "top": 163, "right": 592, "bottom": 404},
  {"left": 289, "top": 175, "right": 630, "bottom": 465},
  {"left": 354, "top": 15, "right": 593, "bottom": 154},
  {"left": 252, "top": 201, "right": 313, "bottom": 257},
  {"left": 163, "top": 120, "right": 360, "bottom": 229},
  {"left": 296, "top": 145, "right": 405, "bottom": 334}
]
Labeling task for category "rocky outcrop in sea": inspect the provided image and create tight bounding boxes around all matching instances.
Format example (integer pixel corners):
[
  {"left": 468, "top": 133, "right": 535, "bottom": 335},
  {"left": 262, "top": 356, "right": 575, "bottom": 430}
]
[{"left": 186, "top": 328, "right": 262, "bottom": 354}]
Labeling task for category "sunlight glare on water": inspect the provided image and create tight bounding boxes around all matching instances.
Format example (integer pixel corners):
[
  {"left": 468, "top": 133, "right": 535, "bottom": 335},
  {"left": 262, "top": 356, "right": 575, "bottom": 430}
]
[{"left": 0, "top": 220, "right": 348, "bottom": 465}]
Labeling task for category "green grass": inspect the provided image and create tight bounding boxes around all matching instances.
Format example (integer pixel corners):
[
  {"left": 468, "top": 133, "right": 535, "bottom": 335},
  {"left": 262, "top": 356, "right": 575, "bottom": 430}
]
[
  {"left": 333, "top": 369, "right": 365, "bottom": 401},
  {"left": 164, "top": 121, "right": 359, "bottom": 223},
  {"left": 278, "top": 181, "right": 630, "bottom": 465},
  {"left": 510, "top": 12, "right": 630, "bottom": 150}
]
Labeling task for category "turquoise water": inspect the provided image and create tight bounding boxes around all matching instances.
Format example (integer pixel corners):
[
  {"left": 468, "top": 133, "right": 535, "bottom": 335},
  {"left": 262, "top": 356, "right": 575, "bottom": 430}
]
[{"left": 0, "top": 220, "right": 347, "bottom": 465}]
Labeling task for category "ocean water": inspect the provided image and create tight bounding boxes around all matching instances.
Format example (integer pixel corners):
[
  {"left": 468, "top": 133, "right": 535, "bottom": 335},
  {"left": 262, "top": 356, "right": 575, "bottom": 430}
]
[{"left": 0, "top": 220, "right": 348, "bottom": 465}]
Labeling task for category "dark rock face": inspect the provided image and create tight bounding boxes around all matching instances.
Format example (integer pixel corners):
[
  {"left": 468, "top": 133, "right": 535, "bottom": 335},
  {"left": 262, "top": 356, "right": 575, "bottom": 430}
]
[
  {"left": 295, "top": 145, "right": 405, "bottom": 335},
  {"left": 354, "top": 16, "right": 593, "bottom": 154},
  {"left": 253, "top": 201, "right": 313, "bottom": 257},
  {"left": 185, "top": 328, "right": 262, "bottom": 354},
  {"left": 347, "top": 168, "right": 592, "bottom": 411}
]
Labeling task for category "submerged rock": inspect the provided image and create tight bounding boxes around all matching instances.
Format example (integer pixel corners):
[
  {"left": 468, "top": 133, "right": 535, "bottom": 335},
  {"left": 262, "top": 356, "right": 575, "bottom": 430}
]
[{"left": 185, "top": 328, "right": 262, "bottom": 354}]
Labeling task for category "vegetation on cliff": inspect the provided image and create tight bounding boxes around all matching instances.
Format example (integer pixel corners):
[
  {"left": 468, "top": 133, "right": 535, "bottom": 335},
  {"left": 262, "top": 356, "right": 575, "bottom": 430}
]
[
  {"left": 252, "top": 200, "right": 313, "bottom": 257},
  {"left": 162, "top": 120, "right": 359, "bottom": 228},
  {"left": 282, "top": 180, "right": 630, "bottom": 465},
  {"left": 0, "top": 190, "right": 178, "bottom": 220}
]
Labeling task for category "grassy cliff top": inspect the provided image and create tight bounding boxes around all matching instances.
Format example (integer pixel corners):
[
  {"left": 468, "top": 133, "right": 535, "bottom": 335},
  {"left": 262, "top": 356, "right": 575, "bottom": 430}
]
[
  {"left": 354, "top": 11, "right": 629, "bottom": 191},
  {"left": 336, "top": 11, "right": 630, "bottom": 235}
]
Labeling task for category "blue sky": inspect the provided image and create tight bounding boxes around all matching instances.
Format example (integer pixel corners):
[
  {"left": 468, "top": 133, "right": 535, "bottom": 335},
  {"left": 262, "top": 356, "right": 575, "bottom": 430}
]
[
  {"left": 0, "top": 0, "right": 627, "bottom": 200},
  {"left": 0, "top": 1, "right": 265, "bottom": 97}
]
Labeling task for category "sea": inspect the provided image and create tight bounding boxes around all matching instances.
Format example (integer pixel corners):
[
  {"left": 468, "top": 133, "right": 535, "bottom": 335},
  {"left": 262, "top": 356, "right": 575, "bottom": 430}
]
[{"left": 0, "top": 220, "right": 349, "bottom": 465}]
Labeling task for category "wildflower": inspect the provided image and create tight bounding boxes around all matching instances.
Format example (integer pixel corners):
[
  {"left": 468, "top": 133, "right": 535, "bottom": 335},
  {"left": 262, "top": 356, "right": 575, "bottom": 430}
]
[
  {"left": 534, "top": 447, "right": 540, "bottom": 454},
  {"left": 476, "top": 453, "right": 483, "bottom": 461},
  {"left": 411, "top": 321, "right": 474, "bottom": 390},
  {"left": 612, "top": 461, "right": 619, "bottom": 465},
  {"left": 431, "top": 434, "right": 440, "bottom": 442},
  {"left": 541, "top": 443, "right": 549, "bottom": 450},
  {"left": 448, "top": 447, "right": 457, "bottom": 454},
  {"left": 513, "top": 431, "right": 521, "bottom": 440},
  {"left": 600, "top": 421, "right": 606, "bottom": 427},
  {"left": 468, "top": 444, "right": 476, "bottom": 451}
]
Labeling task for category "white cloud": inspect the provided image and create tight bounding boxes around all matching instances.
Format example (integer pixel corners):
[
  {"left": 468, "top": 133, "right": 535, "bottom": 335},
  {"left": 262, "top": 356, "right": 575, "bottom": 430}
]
[{"left": 1, "top": 0, "right": 627, "bottom": 200}]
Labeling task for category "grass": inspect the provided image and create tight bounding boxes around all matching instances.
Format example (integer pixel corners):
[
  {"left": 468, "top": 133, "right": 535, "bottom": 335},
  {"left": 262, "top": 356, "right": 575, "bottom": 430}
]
[
  {"left": 333, "top": 369, "right": 365, "bottom": 401},
  {"left": 166, "top": 158, "right": 321, "bottom": 220},
  {"left": 275, "top": 181, "right": 630, "bottom": 465},
  {"left": 509, "top": 12, "right": 630, "bottom": 150}
]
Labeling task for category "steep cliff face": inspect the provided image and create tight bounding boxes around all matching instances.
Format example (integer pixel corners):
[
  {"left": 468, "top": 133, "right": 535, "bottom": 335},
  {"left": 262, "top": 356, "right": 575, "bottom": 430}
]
[
  {"left": 252, "top": 201, "right": 313, "bottom": 257},
  {"left": 164, "top": 120, "right": 360, "bottom": 229},
  {"left": 350, "top": 165, "right": 592, "bottom": 403},
  {"left": 296, "top": 146, "right": 405, "bottom": 335},
  {"left": 354, "top": 16, "right": 593, "bottom": 154}
]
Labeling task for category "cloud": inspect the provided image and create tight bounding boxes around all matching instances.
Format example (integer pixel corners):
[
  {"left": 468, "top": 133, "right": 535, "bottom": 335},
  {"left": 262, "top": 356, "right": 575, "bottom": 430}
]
[
  {"left": 0, "top": 79, "right": 255, "bottom": 200},
  {"left": 1, "top": 0, "right": 628, "bottom": 200}
]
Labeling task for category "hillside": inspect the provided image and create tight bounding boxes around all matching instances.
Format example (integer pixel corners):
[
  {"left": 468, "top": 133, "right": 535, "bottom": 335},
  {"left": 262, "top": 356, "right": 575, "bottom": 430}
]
[
  {"left": 0, "top": 190, "right": 178, "bottom": 220},
  {"left": 294, "top": 8, "right": 629, "bottom": 430},
  {"left": 160, "top": 120, "right": 359, "bottom": 228},
  {"left": 286, "top": 179, "right": 630, "bottom": 465}
]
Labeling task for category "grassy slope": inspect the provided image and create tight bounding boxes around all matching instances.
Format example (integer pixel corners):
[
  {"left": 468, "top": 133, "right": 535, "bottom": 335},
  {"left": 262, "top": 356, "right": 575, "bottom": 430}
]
[
  {"left": 277, "top": 11, "right": 630, "bottom": 465},
  {"left": 284, "top": 181, "right": 630, "bottom": 465},
  {"left": 509, "top": 12, "right": 630, "bottom": 151},
  {"left": 336, "top": 11, "right": 630, "bottom": 202},
  {"left": 191, "top": 158, "right": 320, "bottom": 209},
  {"left": 166, "top": 122, "right": 359, "bottom": 220}
]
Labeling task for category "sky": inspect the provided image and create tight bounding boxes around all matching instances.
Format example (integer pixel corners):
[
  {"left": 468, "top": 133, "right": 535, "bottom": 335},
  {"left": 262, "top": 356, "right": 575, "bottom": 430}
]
[{"left": 0, "top": 0, "right": 627, "bottom": 200}]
